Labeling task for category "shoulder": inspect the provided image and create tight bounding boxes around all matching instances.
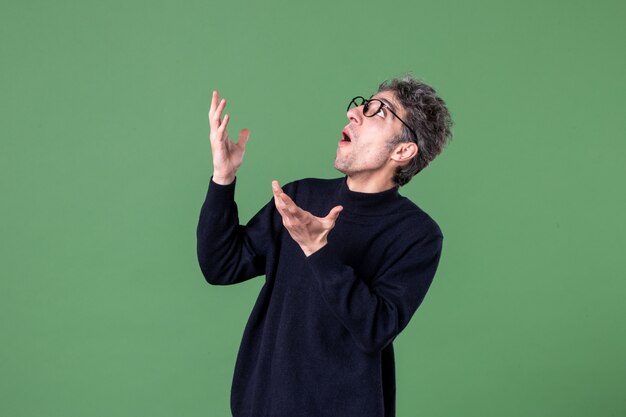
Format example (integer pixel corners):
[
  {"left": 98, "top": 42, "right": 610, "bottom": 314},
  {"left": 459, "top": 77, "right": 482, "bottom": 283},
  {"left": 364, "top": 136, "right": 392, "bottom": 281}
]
[
  {"left": 395, "top": 197, "right": 444, "bottom": 240},
  {"left": 384, "top": 204, "right": 444, "bottom": 267}
]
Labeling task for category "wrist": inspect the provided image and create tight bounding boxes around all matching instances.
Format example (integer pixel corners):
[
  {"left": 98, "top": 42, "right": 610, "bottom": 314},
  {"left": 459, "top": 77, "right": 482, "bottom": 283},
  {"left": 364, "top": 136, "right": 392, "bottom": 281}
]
[
  {"left": 303, "top": 240, "right": 327, "bottom": 258},
  {"left": 212, "top": 172, "right": 235, "bottom": 185}
]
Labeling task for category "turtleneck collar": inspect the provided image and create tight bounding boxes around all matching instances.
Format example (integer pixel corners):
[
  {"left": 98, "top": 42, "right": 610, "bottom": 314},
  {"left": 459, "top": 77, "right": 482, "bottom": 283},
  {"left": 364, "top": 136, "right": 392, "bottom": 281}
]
[{"left": 336, "top": 176, "right": 402, "bottom": 216}]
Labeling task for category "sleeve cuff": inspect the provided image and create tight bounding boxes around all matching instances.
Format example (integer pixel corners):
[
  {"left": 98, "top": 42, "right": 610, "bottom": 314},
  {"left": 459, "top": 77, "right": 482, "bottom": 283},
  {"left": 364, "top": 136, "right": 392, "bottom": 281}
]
[{"left": 204, "top": 176, "right": 237, "bottom": 212}]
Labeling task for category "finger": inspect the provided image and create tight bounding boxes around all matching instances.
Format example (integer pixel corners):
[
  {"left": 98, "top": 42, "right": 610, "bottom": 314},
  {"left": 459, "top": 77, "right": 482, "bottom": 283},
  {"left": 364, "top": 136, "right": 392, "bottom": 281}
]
[
  {"left": 209, "top": 90, "right": 219, "bottom": 117},
  {"left": 271, "top": 181, "right": 296, "bottom": 220},
  {"left": 280, "top": 194, "right": 299, "bottom": 216},
  {"left": 217, "top": 113, "right": 230, "bottom": 133},
  {"left": 271, "top": 184, "right": 293, "bottom": 208},
  {"left": 213, "top": 98, "right": 227, "bottom": 123},
  {"left": 272, "top": 180, "right": 282, "bottom": 194},
  {"left": 272, "top": 181, "right": 285, "bottom": 210},
  {"left": 271, "top": 181, "right": 299, "bottom": 211},
  {"left": 277, "top": 192, "right": 308, "bottom": 222},
  {"left": 209, "top": 99, "right": 226, "bottom": 129},
  {"left": 273, "top": 195, "right": 289, "bottom": 223},
  {"left": 273, "top": 197, "right": 286, "bottom": 216}
]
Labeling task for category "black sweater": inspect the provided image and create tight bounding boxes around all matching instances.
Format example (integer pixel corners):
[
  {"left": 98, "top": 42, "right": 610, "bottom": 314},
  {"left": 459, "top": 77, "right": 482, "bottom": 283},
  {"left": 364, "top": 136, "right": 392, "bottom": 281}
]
[{"left": 196, "top": 176, "right": 444, "bottom": 417}]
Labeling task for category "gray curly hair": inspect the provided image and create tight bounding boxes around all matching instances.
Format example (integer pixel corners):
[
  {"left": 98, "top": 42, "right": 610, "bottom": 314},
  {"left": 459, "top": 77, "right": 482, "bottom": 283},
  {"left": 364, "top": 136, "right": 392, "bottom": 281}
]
[{"left": 378, "top": 75, "right": 454, "bottom": 186}]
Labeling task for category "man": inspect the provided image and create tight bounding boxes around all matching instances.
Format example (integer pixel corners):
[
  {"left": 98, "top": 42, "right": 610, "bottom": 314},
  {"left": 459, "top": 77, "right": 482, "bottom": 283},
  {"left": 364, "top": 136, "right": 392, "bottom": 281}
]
[{"left": 197, "top": 75, "right": 453, "bottom": 417}]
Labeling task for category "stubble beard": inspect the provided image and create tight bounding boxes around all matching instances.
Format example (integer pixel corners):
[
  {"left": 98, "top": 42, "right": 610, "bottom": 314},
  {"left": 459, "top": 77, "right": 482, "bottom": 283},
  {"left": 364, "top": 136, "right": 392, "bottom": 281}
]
[
  {"left": 334, "top": 141, "right": 392, "bottom": 178},
  {"left": 334, "top": 147, "right": 356, "bottom": 175},
  {"left": 334, "top": 129, "right": 358, "bottom": 174}
]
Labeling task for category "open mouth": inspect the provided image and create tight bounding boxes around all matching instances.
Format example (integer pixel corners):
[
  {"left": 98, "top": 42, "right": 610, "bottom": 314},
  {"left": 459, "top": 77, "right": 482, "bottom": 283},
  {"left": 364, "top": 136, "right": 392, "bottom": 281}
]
[{"left": 341, "top": 128, "right": 352, "bottom": 142}]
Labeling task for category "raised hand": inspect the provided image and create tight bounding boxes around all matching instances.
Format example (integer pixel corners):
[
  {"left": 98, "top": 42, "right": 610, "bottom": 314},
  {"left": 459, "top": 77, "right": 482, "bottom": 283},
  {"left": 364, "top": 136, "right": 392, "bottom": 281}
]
[
  {"left": 272, "top": 180, "right": 343, "bottom": 257},
  {"left": 208, "top": 90, "right": 250, "bottom": 185}
]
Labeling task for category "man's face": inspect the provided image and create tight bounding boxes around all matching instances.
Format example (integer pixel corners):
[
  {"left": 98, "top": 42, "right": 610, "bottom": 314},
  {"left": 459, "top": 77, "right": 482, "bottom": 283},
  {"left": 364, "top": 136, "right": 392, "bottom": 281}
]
[{"left": 334, "top": 90, "right": 406, "bottom": 179}]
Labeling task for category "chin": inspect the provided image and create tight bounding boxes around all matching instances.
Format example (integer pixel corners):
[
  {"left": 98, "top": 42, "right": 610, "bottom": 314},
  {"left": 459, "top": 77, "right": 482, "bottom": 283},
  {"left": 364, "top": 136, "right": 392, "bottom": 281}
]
[{"left": 333, "top": 160, "right": 346, "bottom": 174}]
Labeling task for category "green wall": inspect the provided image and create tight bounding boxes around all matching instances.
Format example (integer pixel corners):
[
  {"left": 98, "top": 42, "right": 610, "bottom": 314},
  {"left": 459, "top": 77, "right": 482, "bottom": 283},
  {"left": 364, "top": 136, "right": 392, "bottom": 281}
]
[{"left": 1, "top": 0, "right": 625, "bottom": 416}]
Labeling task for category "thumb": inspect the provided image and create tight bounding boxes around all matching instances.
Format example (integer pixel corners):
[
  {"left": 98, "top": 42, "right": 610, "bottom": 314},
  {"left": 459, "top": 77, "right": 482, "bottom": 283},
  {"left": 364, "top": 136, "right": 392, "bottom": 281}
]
[
  {"left": 238, "top": 128, "right": 250, "bottom": 147},
  {"left": 326, "top": 205, "right": 343, "bottom": 222}
]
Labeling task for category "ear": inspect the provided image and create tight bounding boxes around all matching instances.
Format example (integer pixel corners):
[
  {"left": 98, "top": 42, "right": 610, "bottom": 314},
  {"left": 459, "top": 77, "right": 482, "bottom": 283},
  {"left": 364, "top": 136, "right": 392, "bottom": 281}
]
[{"left": 390, "top": 142, "right": 418, "bottom": 165}]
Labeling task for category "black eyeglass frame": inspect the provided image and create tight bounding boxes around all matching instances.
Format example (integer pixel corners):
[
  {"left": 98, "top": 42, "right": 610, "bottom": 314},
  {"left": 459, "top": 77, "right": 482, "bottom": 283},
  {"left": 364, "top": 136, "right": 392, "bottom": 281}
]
[{"left": 347, "top": 96, "right": 418, "bottom": 142}]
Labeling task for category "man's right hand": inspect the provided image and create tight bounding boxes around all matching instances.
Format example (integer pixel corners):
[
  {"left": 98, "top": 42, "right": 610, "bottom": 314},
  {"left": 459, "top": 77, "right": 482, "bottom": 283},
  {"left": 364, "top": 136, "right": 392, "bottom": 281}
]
[{"left": 208, "top": 90, "right": 250, "bottom": 185}]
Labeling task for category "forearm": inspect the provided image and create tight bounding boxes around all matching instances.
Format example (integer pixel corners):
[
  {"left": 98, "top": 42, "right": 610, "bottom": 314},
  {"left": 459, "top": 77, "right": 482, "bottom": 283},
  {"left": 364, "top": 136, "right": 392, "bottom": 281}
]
[
  {"left": 196, "top": 177, "right": 263, "bottom": 285},
  {"left": 305, "top": 237, "right": 442, "bottom": 354}
]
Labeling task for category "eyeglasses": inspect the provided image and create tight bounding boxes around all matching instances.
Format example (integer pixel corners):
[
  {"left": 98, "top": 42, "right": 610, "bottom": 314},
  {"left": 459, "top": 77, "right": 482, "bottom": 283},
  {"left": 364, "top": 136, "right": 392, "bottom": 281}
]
[{"left": 347, "top": 96, "right": 418, "bottom": 142}]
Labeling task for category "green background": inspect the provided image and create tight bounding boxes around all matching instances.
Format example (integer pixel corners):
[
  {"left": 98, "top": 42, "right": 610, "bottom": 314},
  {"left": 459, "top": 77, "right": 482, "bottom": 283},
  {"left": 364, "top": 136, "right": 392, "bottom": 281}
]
[{"left": 1, "top": 0, "right": 625, "bottom": 416}]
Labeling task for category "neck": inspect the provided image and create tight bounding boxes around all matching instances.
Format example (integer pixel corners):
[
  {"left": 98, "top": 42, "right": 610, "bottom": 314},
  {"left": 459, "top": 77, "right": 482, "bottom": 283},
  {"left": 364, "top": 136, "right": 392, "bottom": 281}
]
[{"left": 346, "top": 173, "right": 396, "bottom": 193}]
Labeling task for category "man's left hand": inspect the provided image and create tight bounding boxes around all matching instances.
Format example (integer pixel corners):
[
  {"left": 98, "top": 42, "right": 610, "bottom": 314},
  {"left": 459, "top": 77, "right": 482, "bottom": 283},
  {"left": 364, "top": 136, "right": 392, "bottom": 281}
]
[{"left": 272, "top": 180, "right": 343, "bottom": 257}]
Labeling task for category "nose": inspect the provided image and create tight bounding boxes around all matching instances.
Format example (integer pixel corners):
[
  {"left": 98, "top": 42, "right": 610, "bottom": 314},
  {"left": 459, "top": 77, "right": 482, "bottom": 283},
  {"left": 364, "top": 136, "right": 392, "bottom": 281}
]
[{"left": 346, "top": 103, "right": 363, "bottom": 125}]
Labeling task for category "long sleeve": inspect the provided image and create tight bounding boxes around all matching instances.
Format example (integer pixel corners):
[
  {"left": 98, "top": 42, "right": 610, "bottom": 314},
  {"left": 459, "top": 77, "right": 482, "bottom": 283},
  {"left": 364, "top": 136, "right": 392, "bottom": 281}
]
[
  {"left": 199, "top": 177, "right": 445, "bottom": 416},
  {"left": 196, "top": 177, "right": 279, "bottom": 285},
  {"left": 305, "top": 228, "right": 443, "bottom": 354}
]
